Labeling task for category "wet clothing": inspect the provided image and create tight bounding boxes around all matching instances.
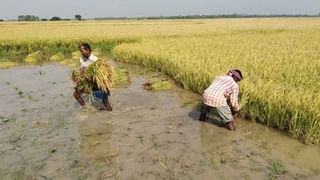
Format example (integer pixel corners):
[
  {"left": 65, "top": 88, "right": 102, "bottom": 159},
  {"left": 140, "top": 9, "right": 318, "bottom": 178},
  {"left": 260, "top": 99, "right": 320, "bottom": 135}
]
[
  {"left": 203, "top": 75, "right": 240, "bottom": 112},
  {"left": 92, "top": 90, "right": 109, "bottom": 100},
  {"left": 201, "top": 104, "right": 234, "bottom": 123},
  {"left": 91, "top": 82, "right": 109, "bottom": 102},
  {"left": 80, "top": 54, "right": 98, "bottom": 68}
]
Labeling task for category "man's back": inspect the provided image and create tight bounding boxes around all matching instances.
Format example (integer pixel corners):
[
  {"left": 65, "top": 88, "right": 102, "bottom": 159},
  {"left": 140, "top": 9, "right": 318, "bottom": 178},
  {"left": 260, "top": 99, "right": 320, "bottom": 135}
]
[{"left": 203, "top": 75, "right": 239, "bottom": 110}]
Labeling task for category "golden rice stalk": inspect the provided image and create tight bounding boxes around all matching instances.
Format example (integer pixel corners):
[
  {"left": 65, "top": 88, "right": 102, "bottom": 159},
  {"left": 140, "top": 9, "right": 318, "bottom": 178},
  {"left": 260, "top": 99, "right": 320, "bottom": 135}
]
[{"left": 92, "top": 59, "right": 113, "bottom": 92}]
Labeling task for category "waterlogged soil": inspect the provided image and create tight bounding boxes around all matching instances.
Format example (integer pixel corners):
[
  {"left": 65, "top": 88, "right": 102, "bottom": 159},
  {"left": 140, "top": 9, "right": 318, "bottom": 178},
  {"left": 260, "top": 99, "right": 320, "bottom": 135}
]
[{"left": 0, "top": 63, "right": 319, "bottom": 180}]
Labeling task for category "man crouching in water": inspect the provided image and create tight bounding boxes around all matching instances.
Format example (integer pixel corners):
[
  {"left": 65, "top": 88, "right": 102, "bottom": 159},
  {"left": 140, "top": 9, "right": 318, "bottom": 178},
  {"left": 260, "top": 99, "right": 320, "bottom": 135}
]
[
  {"left": 199, "top": 69, "right": 243, "bottom": 130},
  {"left": 73, "top": 43, "right": 112, "bottom": 111}
]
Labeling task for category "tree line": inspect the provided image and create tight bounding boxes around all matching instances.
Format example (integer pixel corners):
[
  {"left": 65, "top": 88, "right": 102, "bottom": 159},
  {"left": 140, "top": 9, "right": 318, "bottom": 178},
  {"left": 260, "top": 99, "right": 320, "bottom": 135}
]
[
  {"left": 1, "top": 13, "right": 320, "bottom": 22},
  {"left": 6, "top": 14, "right": 83, "bottom": 22},
  {"left": 96, "top": 14, "right": 320, "bottom": 20}
]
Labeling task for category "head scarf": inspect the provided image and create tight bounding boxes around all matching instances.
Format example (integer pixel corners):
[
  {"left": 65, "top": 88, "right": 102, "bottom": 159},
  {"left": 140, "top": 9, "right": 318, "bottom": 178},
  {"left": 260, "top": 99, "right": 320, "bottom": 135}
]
[{"left": 227, "top": 69, "right": 243, "bottom": 81}]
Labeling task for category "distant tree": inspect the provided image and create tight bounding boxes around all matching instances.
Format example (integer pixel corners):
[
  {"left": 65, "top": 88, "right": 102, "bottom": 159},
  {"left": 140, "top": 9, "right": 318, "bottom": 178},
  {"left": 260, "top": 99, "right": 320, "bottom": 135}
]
[
  {"left": 0, "top": 19, "right": 4, "bottom": 22},
  {"left": 18, "top": 15, "right": 24, "bottom": 21},
  {"left": 41, "top": 18, "right": 48, "bottom": 21},
  {"left": 50, "top": 16, "right": 61, "bottom": 21},
  {"left": 75, "top": 14, "right": 82, "bottom": 21},
  {"left": 18, "top": 15, "right": 39, "bottom": 21}
]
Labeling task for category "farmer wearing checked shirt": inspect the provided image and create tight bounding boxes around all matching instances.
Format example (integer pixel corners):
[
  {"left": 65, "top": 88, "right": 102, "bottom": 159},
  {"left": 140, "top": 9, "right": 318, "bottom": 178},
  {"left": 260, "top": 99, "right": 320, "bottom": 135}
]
[{"left": 199, "top": 69, "right": 243, "bottom": 130}]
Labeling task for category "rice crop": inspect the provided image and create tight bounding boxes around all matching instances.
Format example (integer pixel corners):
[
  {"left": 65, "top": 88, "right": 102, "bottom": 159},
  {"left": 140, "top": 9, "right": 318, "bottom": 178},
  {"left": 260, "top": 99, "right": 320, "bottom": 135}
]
[
  {"left": 112, "top": 29, "right": 320, "bottom": 144},
  {"left": 1, "top": 18, "right": 320, "bottom": 143}
]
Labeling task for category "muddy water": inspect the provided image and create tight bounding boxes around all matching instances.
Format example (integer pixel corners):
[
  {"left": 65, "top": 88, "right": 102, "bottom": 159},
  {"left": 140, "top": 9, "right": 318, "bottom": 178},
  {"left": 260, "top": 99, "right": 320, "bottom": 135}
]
[{"left": 0, "top": 63, "right": 319, "bottom": 180}]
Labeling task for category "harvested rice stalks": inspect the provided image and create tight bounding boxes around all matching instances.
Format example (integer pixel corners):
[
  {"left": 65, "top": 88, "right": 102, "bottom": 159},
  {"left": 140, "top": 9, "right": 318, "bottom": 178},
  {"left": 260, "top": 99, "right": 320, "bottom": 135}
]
[
  {"left": 92, "top": 59, "right": 112, "bottom": 92},
  {"left": 71, "top": 59, "right": 112, "bottom": 93}
]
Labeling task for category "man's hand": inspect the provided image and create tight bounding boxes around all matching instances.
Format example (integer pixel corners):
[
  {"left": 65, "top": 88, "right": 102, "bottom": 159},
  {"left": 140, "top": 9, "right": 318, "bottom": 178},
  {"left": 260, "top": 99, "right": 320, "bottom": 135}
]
[
  {"left": 233, "top": 111, "right": 240, "bottom": 119},
  {"left": 80, "top": 67, "right": 86, "bottom": 75},
  {"left": 236, "top": 111, "right": 240, "bottom": 118}
]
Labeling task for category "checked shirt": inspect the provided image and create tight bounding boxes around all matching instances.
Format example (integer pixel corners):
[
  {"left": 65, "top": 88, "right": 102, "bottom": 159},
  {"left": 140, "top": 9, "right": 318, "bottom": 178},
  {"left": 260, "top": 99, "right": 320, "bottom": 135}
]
[{"left": 203, "top": 75, "right": 240, "bottom": 111}]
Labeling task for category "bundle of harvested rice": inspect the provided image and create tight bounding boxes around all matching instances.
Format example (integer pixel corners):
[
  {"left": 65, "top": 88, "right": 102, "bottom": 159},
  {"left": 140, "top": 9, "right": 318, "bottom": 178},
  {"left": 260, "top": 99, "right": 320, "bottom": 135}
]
[
  {"left": 71, "top": 69, "right": 92, "bottom": 93},
  {"left": 71, "top": 59, "right": 112, "bottom": 93},
  {"left": 91, "top": 59, "right": 112, "bottom": 92}
]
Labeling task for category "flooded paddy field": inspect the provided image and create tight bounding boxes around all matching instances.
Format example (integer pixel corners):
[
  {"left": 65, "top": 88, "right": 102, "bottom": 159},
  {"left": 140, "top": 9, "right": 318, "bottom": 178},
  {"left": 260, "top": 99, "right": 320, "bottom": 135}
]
[{"left": 0, "top": 63, "right": 319, "bottom": 180}]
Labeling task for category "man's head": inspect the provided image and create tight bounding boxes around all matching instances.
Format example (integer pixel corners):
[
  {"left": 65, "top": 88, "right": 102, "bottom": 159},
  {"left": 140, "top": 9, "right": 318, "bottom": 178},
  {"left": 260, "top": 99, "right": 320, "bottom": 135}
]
[
  {"left": 79, "top": 43, "right": 91, "bottom": 59},
  {"left": 227, "top": 69, "right": 243, "bottom": 82}
]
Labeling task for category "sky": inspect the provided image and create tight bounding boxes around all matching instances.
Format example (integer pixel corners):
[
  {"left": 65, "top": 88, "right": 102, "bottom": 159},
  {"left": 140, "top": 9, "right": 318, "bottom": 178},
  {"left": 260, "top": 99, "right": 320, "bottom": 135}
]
[{"left": 1, "top": 0, "right": 320, "bottom": 20}]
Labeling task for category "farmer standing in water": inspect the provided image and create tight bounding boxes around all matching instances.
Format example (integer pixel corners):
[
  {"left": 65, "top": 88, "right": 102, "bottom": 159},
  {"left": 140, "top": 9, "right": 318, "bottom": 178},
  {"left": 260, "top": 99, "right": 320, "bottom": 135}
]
[
  {"left": 73, "top": 43, "right": 112, "bottom": 111},
  {"left": 199, "top": 69, "right": 243, "bottom": 130}
]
